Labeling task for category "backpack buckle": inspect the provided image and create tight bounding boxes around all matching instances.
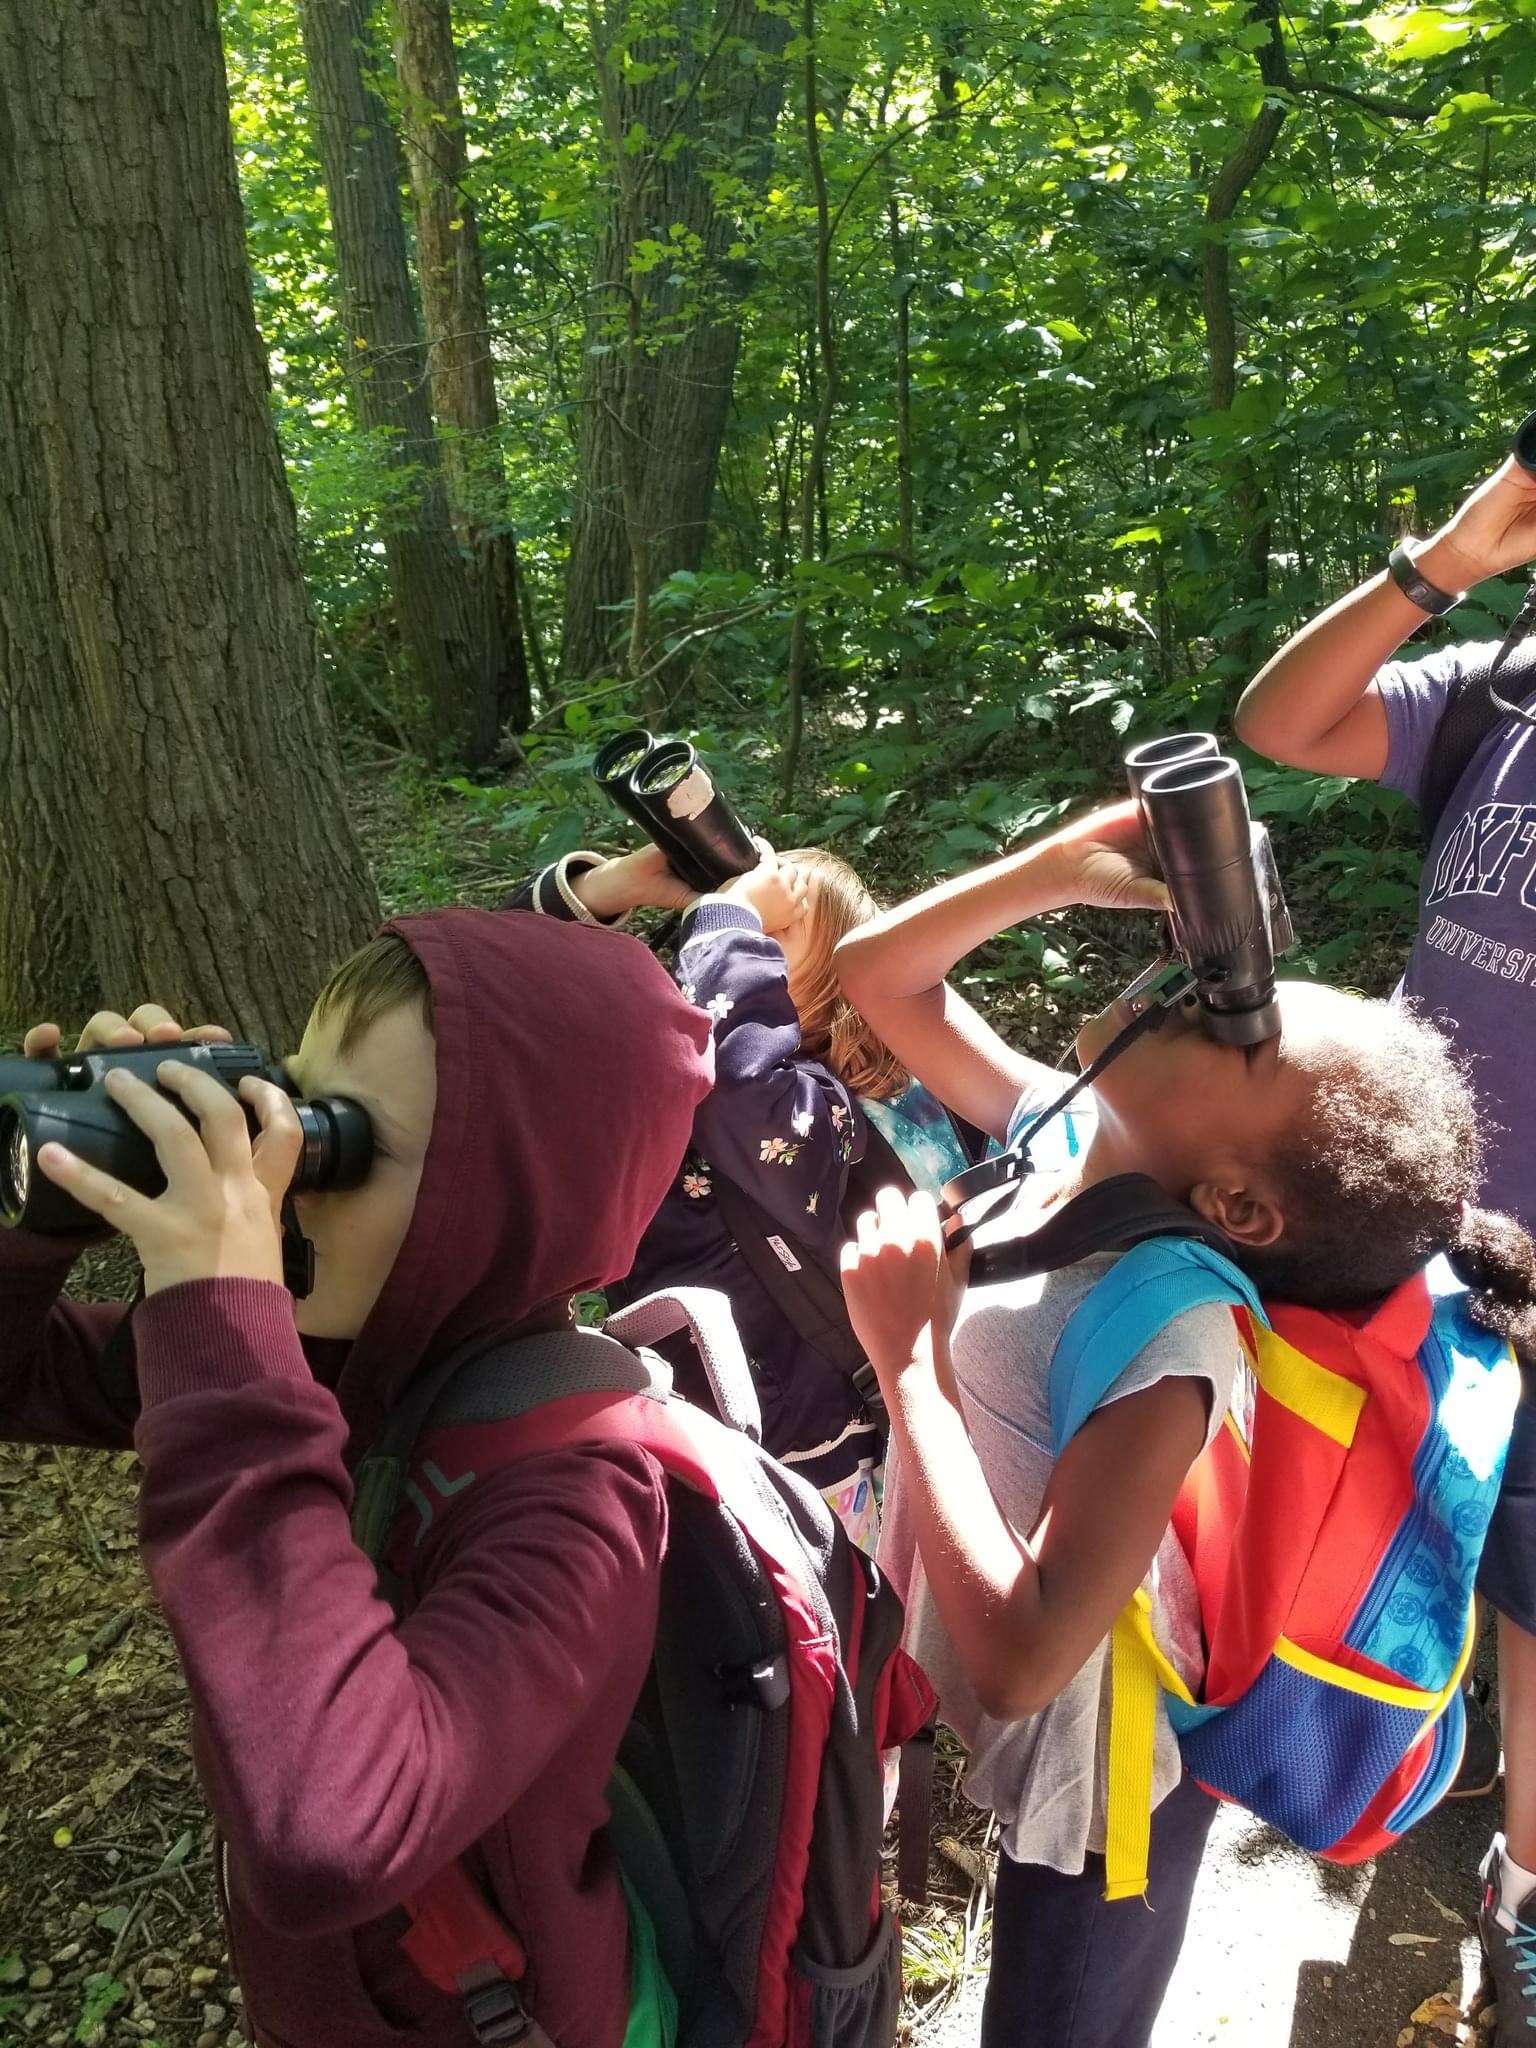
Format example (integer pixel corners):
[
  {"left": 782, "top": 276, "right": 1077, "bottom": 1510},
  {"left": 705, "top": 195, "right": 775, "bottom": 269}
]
[{"left": 460, "top": 1973, "right": 550, "bottom": 2047}]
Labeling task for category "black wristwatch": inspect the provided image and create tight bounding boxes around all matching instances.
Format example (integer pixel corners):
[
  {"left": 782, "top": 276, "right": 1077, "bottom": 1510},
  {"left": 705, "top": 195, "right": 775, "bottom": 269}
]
[{"left": 1388, "top": 541, "right": 1464, "bottom": 616}]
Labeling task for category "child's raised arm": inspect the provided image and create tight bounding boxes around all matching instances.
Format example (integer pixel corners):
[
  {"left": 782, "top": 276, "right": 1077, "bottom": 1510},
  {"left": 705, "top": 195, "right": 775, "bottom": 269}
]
[
  {"left": 843, "top": 1187, "right": 1209, "bottom": 1719},
  {"left": 1235, "top": 454, "right": 1536, "bottom": 776},
  {"left": 835, "top": 804, "right": 1166, "bottom": 1142}
]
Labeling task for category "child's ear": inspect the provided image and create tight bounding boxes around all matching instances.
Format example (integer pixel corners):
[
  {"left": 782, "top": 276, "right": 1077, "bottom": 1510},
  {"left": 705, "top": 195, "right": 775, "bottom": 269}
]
[{"left": 1188, "top": 1177, "right": 1285, "bottom": 1249}]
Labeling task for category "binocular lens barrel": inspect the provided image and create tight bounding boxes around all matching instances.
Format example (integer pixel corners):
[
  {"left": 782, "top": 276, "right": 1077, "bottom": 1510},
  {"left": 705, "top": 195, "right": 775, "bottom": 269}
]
[
  {"left": 1514, "top": 411, "right": 1536, "bottom": 480},
  {"left": 1137, "top": 753, "right": 1284, "bottom": 1045},
  {"left": 1124, "top": 732, "right": 1221, "bottom": 801},
  {"left": 292, "top": 1096, "right": 374, "bottom": 1194},
  {"left": 592, "top": 731, "right": 759, "bottom": 892},
  {"left": 4, "top": 1110, "right": 30, "bottom": 1218},
  {"left": 633, "top": 742, "right": 759, "bottom": 884},
  {"left": 592, "top": 729, "right": 659, "bottom": 831}
]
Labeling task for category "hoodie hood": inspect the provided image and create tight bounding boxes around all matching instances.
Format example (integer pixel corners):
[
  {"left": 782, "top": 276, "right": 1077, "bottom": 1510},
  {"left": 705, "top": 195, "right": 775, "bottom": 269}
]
[{"left": 325, "top": 907, "right": 713, "bottom": 1457}]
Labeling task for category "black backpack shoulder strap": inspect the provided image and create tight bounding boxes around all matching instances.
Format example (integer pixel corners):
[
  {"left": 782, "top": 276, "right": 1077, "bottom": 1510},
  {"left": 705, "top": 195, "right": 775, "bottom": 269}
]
[
  {"left": 1419, "top": 634, "right": 1536, "bottom": 840},
  {"left": 967, "top": 1173, "right": 1232, "bottom": 1286},
  {"left": 710, "top": 1169, "right": 868, "bottom": 1377},
  {"left": 709, "top": 1091, "right": 945, "bottom": 1384}
]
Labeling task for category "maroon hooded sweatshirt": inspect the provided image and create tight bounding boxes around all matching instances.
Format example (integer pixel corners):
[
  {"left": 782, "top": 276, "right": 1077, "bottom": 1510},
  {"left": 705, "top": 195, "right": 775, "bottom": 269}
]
[{"left": 0, "top": 909, "right": 714, "bottom": 2048}]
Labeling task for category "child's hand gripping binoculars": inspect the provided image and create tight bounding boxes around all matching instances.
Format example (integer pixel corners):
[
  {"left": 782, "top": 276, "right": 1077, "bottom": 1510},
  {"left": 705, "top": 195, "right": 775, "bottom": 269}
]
[
  {"left": 592, "top": 730, "right": 760, "bottom": 894},
  {"left": 0, "top": 1043, "right": 373, "bottom": 1235}
]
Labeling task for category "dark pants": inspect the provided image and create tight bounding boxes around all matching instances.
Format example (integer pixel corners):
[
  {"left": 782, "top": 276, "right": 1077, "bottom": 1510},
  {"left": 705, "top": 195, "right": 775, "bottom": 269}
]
[
  {"left": 980, "top": 1773, "right": 1218, "bottom": 2048},
  {"left": 1479, "top": 1388, "right": 1536, "bottom": 1636}
]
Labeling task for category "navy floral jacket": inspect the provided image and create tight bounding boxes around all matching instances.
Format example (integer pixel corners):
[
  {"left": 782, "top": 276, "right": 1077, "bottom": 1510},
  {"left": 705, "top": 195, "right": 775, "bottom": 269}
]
[{"left": 505, "top": 859, "right": 879, "bottom": 1488}]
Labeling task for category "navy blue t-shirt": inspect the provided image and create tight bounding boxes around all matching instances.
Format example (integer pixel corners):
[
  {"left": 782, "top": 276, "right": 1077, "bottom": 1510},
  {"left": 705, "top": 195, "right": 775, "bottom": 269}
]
[{"left": 1379, "top": 642, "right": 1536, "bottom": 1233}]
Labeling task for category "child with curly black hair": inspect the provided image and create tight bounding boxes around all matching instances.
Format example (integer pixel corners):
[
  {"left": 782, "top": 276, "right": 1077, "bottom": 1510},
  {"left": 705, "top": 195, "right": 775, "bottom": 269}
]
[{"left": 836, "top": 799, "right": 1536, "bottom": 2048}]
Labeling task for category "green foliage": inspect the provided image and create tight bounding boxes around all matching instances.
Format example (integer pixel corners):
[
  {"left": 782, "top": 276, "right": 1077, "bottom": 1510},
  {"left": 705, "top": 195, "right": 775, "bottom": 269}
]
[
  {"left": 218, "top": 0, "right": 1536, "bottom": 926},
  {"left": 73, "top": 1973, "right": 128, "bottom": 2044}
]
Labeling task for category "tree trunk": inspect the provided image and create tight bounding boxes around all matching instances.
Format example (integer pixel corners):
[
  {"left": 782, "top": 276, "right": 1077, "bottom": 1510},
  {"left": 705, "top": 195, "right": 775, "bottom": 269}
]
[
  {"left": 297, "top": 0, "right": 500, "bottom": 766},
  {"left": 0, "top": 375, "right": 98, "bottom": 1027},
  {"left": 561, "top": 0, "right": 792, "bottom": 684},
  {"left": 391, "top": 0, "right": 534, "bottom": 731},
  {"left": 0, "top": 0, "right": 379, "bottom": 1050},
  {"left": 780, "top": 0, "right": 838, "bottom": 804},
  {"left": 1200, "top": 0, "right": 1288, "bottom": 671}
]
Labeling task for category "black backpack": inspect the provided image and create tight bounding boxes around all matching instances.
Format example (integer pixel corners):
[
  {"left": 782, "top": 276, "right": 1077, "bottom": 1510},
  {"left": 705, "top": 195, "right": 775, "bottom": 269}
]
[{"left": 350, "top": 1291, "right": 935, "bottom": 2048}]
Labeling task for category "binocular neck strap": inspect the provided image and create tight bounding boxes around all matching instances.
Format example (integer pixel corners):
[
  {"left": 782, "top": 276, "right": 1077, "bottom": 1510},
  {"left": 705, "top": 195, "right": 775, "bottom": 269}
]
[
  {"left": 281, "top": 1196, "right": 316, "bottom": 1300},
  {"left": 1487, "top": 573, "right": 1536, "bottom": 726},
  {"left": 939, "top": 960, "right": 1198, "bottom": 1251}
]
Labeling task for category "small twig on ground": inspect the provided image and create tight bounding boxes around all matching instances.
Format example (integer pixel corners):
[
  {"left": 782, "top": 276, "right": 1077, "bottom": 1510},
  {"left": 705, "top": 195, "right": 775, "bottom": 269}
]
[
  {"left": 86, "top": 1610, "right": 137, "bottom": 1660},
  {"left": 49, "top": 1446, "right": 105, "bottom": 1569},
  {"left": 108, "top": 1890, "right": 151, "bottom": 1969}
]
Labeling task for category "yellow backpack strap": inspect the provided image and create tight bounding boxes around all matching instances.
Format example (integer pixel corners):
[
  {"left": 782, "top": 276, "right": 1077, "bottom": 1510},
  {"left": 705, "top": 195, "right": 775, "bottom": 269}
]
[{"left": 1103, "top": 1589, "right": 1197, "bottom": 1903}]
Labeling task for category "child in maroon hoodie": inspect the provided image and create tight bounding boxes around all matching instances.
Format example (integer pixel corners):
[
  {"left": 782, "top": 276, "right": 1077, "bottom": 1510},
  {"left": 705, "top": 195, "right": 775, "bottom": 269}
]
[{"left": 0, "top": 908, "right": 714, "bottom": 2048}]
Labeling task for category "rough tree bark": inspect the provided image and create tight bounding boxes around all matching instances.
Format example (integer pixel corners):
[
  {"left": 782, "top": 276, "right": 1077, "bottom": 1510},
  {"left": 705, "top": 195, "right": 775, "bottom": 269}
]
[
  {"left": 561, "top": 0, "right": 792, "bottom": 684},
  {"left": 297, "top": 0, "right": 501, "bottom": 765},
  {"left": 0, "top": 0, "right": 379, "bottom": 1048},
  {"left": 391, "top": 0, "right": 535, "bottom": 728}
]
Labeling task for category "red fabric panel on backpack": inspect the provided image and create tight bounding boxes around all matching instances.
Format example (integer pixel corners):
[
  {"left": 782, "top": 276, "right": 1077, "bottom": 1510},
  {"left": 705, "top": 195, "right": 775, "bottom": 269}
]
[
  {"left": 1196, "top": 1391, "right": 1352, "bottom": 1703},
  {"left": 1172, "top": 1427, "right": 1245, "bottom": 1613},
  {"left": 1265, "top": 1297, "right": 1430, "bottom": 1648},
  {"left": 1179, "top": 1284, "right": 1435, "bottom": 1707},
  {"left": 394, "top": 1392, "right": 840, "bottom": 2048},
  {"left": 399, "top": 1857, "right": 528, "bottom": 1992}
]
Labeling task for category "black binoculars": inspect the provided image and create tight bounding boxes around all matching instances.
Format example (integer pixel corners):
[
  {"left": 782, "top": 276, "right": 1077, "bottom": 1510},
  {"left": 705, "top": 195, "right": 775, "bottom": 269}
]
[
  {"left": 592, "top": 730, "right": 759, "bottom": 894},
  {"left": 1124, "top": 735, "right": 1294, "bottom": 1045},
  {"left": 0, "top": 1043, "right": 373, "bottom": 1234}
]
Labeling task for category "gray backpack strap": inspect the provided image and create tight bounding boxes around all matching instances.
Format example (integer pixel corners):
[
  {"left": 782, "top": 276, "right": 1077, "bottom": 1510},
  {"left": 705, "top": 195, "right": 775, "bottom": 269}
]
[
  {"left": 351, "top": 1327, "right": 668, "bottom": 1567},
  {"left": 427, "top": 1325, "right": 669, "bottom": 1428},
  {"left": 603, "top": 1285, "right": 763, "bottom": 1443}
]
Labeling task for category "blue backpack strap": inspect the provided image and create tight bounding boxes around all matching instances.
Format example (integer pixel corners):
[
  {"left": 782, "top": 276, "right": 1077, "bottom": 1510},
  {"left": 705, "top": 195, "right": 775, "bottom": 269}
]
[{"left": 1048, "top": 1239, "right": 1266, "bottom": 1456}]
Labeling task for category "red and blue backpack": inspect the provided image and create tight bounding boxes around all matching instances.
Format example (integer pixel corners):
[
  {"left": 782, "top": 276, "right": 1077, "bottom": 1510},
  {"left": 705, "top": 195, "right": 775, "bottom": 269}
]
[
  {"left": 350, "top": 1289, "right": 933, "bottom": 2048},
  {"left": 1040, "top": 1188, "right": 1522, "bottom": 1899}
]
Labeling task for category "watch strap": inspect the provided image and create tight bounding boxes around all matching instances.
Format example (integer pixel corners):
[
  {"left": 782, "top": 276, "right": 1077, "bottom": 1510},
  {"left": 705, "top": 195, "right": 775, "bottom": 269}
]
[{"left": 1388, "top": 541, "right": 1463, "bottom": 617}]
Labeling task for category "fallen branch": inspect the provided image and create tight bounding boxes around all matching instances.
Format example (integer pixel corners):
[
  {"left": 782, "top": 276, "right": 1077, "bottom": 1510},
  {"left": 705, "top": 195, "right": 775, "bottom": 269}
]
[{"left": 937, "top": 1833, "right": 996, "bottom": 1899}]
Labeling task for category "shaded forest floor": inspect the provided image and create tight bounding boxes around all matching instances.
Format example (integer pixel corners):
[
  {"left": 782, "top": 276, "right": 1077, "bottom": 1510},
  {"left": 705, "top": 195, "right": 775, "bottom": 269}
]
[{"left": 0, "top": 721, "right": 1436, "bottom": 2045}]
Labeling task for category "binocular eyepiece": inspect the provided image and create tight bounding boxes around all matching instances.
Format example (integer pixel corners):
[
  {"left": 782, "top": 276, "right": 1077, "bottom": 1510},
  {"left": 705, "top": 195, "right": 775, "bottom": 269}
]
[
  {"left": 0, "top": 1043, "right": 373, "bottom": 1234},
  {"left": 593, "top": 729, "right": 759, "bottom": 893},
  {"left": 1123, "top": 734, "right": 1294, "bottom": 1045}
]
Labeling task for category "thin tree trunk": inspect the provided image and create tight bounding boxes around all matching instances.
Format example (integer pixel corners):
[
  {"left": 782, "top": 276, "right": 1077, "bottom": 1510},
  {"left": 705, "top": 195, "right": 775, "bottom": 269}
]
[
  {"left": 297, "top": 0, "right": 499, "bottom": 766},
  {"left": 781, "top": 0, "right": 838, "bottom": 805},
  {"left": 391, "top": 0, "right": 532, "bottom": 731},
  {"left": 561, "top": 0, "right": 792, "bottom": 685},
  {"left": 887, "top": 157, "right": 921, "bottom": 742},
  {"left": 0, "top": 0, "right": 378, "bottom": 1048},
  {"left": 1200, "top": 0, "right": 1288, "bottom": 671}
]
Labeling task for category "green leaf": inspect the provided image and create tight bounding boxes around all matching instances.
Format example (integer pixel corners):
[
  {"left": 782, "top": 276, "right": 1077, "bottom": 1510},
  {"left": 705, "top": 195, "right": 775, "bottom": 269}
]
[
  {"left": 1111, "top": 524, "right": 1162, "bottom": 547},
  {"left": 1364, "top": 6, "right": 1481, "bottom": 61},
  {"left": 1434, "top": 89, "right": 1505, "bottom": 127},
  {"left": 63, "top": 1653, "right": 88, "bottom": 1677},
  {"left": 75, "top": 1974, "right": 128, "bottom": 2044}
]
